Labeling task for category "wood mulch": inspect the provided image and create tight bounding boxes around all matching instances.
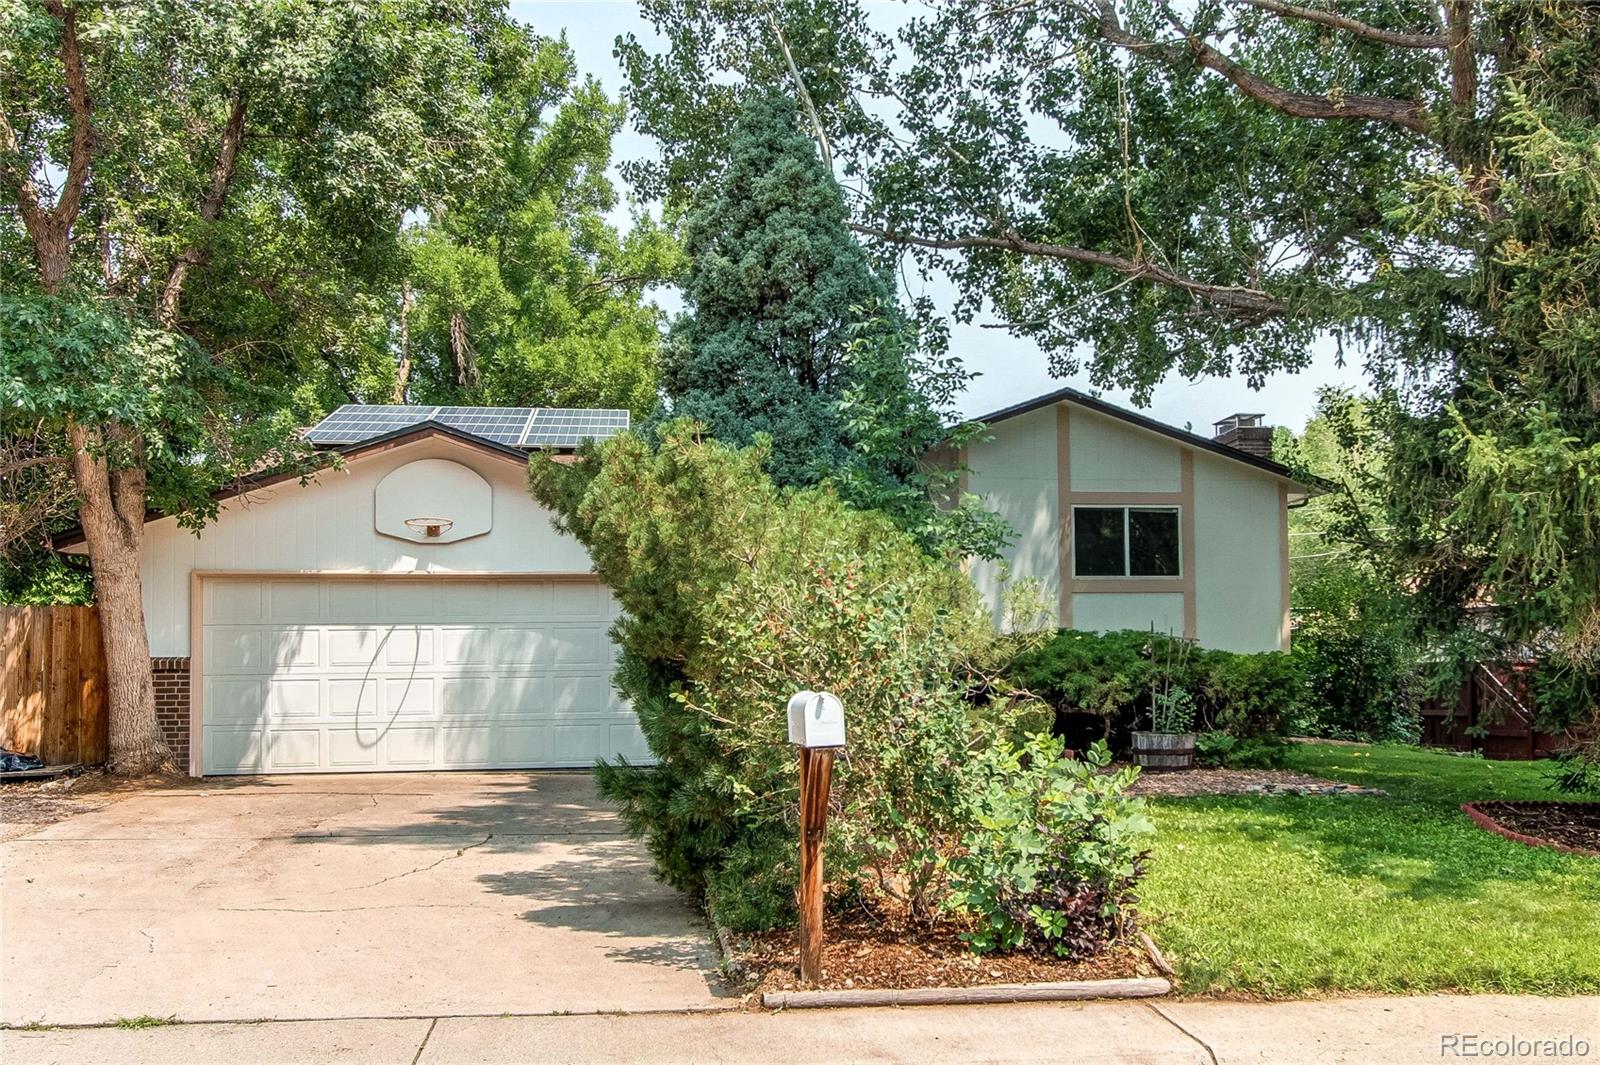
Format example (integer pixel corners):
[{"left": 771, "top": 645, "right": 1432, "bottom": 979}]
[
  {"left": 728, "top": 904, "right": 1156, "bottom": 995},
  {"left": 1125, "top": 765, "right": 1341, "bottom": 797},
  {"left": 1467, "top": 801, "right": 1600, "bottom": 856}
]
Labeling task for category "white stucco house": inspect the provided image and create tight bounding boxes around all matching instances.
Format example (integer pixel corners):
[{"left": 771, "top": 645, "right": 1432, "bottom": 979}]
[
  {"left": 58, "top": 394, "right": 1311, "bottom": 777},
  {"left": 962, "top": 387, "right": 1313, "bottom": 654}
]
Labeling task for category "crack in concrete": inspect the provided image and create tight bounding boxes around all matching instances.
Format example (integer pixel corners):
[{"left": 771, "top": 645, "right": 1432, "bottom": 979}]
[
  {"left": 330, "top": 832, "right": 495, "bottom": 894},
  {"left": 410, "top": 1017, "right": 438, "bottom": 1065},
  {"left": 1144, "top": 1002, "right": 1219, "bottom": 1065},
  {"left": 138, "top": 930, "right": 154, "bottom": 954}
]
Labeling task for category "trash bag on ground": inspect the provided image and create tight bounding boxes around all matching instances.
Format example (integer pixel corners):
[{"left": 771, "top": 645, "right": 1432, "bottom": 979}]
[{"left": 0, "top": 748, "right": 46, "bottom": 772}]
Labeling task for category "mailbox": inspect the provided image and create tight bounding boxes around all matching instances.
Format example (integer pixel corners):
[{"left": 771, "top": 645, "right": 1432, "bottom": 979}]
[{"left": 787, "top": 690, "right": 846, "bottom": 749}]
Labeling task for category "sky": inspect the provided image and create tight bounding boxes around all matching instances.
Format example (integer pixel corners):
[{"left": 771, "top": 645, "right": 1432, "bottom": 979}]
[{"left": 511, "top": 1, "right": 1367, "bottom": 435}]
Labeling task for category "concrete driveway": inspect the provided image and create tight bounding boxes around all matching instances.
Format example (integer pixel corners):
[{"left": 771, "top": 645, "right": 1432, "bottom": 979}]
[{"left": 0, "top": 772, "right": 727, "bottom": 1025}]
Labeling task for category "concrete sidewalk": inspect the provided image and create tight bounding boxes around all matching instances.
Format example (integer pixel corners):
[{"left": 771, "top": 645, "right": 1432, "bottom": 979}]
[{"left": 5, "top": 995, "right": 1595, "bottom": 1064}]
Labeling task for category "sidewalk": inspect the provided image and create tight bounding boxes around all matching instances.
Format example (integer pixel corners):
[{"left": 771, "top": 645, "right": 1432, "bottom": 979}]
[{"left": 5, "top": 995, "right": 1595, "bottom": 1064}]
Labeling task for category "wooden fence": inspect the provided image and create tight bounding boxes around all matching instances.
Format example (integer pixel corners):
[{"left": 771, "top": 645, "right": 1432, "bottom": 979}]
[
  {"left": 1, "top": 605, "right": 109, "bottom": 765},
  {"left": 1418, "top": 661, "right": 1565, "bottom": 761}
]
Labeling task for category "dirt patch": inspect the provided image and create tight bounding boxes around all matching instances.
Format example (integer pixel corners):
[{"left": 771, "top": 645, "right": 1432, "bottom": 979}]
[
  {"left": 1126, "top": 766, "right": 1342, "bottom": 797},
  {"left": 728, "top": 906, "right": 1155, "bottom": 995},
  {"left": 1466, "top": 801, "right": 1600, "bottom": 856},
  {"left": 0, "top": 769, "right": 183, "bottom": 841}
]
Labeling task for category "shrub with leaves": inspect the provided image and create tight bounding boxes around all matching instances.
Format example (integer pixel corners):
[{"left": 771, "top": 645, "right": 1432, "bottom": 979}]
[
  {"left": 528, "top": 421, "right": 1002, "bottom": 930},
  {"left": 945, "top": 738, "right": 1151, "bottom": 957}
]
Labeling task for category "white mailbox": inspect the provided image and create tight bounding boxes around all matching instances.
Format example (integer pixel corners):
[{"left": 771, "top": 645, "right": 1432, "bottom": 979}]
[{"left": 787, "top": 690, "right": 846, "bottom": 749}]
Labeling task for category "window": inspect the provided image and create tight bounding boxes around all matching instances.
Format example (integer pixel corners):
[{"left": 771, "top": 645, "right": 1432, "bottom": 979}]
[{"left": 1072, "top": 507, "right": 1180, "bottom": 577}]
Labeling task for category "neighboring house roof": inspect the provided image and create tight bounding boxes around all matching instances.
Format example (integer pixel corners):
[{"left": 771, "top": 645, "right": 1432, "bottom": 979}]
[
  {"left": 969, "top": 385, "right": 1322, "bottom": 490},
  {"left": 52, "top": 419, "right": 564, "bottom": 551},
  {"left": 306, "top": 404, "right": 630, "bottom": 450}
]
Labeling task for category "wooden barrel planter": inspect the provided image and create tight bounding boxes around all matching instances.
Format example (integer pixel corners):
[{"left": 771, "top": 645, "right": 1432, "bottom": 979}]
[{"left": 1131, "top": 731, "right": 1196, "bottom": 770}]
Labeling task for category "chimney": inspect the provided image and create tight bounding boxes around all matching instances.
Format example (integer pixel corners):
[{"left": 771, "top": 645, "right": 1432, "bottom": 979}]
[{"left": 1213, "top": 413, "right": 1274, "bottom": 460}]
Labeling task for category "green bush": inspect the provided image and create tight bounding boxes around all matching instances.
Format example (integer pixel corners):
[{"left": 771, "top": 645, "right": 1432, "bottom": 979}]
[
  {"left": 1004, "top": 629, "right": 1300, "bottom": 744},
  {"left": 1290, "top": 563, "right": 1421, "bottom": 742},
  {"left": 529, "top": 422, "right": 1004, "bottom": 930},
  {"left": 945, "top": 738, "right": 1151, "bottom": 957},
  {"left": 1194, "top": 730, "right": 1290, "bottom": 769}
]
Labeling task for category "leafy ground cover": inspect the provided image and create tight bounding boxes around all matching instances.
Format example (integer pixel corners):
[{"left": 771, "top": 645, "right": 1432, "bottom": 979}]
[{"left": 1141, "top": 743, "right": 1600, "bottom": 997}]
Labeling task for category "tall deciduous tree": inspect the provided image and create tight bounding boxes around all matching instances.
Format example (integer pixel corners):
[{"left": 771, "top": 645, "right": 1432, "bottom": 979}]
[
  {"left": 0, "top": 0, "right": 511, "bottom": 773},
  {"left": 399, "top": 33, "right": 680, "bottom": 415},
  {"left": 626, "top": 1, "right": 1600, "bottom": 664}
]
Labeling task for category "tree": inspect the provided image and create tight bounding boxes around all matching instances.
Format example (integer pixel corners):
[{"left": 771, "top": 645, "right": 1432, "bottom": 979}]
[
  {"left": 0, "top": 0, "right": 512, "bottom": 773},
  {"left": 660, "top": 92, "right": 1007, "bottom": 556},
  {"left": 624, "top": 1, "right": 1600, "bottom": 664},
  {"left": 397, "top": 33, "right": 680, "bottom": 415}
]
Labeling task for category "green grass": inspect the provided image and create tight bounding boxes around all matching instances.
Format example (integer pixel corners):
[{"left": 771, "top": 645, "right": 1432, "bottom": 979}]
[
  {"left": 112, "top": 1015, "right": 178, "bottom": 1030},
  {"left": 1141, "top": 742, "right": 1600, "bottom": 997}
]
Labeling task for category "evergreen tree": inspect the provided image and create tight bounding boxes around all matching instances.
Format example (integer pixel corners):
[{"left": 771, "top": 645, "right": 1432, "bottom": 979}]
[
  {"left": 661, "top": 93, "right": 1007, "bottom": 558},
  {"left": 660, "top": 92, "right": 892, "bottom": 488}
]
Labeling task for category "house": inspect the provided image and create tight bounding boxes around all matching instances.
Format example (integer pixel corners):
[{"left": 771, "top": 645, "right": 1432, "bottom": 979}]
[
  {"left": 960, "top": 389, "right": 1314, "bottom": 654},
  {"left": 58, "top": 393, "right": 1312, "bottom": 778}
]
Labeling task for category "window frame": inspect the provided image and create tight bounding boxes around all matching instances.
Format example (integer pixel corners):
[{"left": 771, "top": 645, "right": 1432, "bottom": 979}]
[{"left": 1070, "top": 504, "right": 1183, "bottom": 579}]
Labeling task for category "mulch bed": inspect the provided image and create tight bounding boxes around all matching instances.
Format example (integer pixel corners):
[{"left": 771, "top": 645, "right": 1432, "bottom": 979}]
[
  {"left": 1464, "top": 801, "right": 1600, "bottom": 856},
  {"left": 728, "top": 906, "right": 1156, "bottom": 995},
  {"left": 1125, "top": 765, "right": 1343, "bottom": 797}
]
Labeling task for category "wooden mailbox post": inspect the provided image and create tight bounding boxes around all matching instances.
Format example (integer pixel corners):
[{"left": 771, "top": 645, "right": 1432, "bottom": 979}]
[{"left": 787, "top": 690, "right": 845, "bottom": 986}]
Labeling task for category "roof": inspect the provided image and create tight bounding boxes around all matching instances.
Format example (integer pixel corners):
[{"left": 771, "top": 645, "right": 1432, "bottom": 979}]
[
  {"left": 969, "top": 385, "right": 1321, "bottom": 490},
  {"left": 306, "top": 404, "right": 630, "bottom": 450},
  {"left": 53, "top": 421, "right": 548, "bottom": 551}
]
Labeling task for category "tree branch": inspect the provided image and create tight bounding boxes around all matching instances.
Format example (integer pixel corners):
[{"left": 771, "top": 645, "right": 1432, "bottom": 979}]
[
  {"left": 1443, "top": 1, "right": 1476, "bottom": 112},
  {"left": 1240, "top": 0, "right": 1447, "bottom": 49},
  {"left": 43, "top": 0, "right": 93, "bottom": 233},
  {"left": 158, "top": 93, "right": 248, "bottom": 327},
  {"left": 850, "top": 223, "right": 1289, "bottom": 320},
  {"left": 1097, "top": 2, "right": 1430, "bottom": 135},
  {"left": 0, "top": 453, "right": 69, "bottom": 477}
]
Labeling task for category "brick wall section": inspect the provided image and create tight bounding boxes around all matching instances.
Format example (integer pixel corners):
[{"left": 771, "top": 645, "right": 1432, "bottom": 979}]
[{"left": 151, "top": 657, "right": 191, "bottom": 771}]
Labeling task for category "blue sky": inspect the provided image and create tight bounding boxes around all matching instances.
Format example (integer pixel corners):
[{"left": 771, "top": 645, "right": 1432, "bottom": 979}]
[{"left": 510, "top": 1, "right": 1367, "bottom": 433}]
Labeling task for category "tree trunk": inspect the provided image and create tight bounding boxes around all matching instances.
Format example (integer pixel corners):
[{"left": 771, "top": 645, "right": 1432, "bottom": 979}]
[
  {"left": 449, "top": 308, "right": 479, "bottom": 390},
  {"left": 68, "top": 423, "right": 173, "bottom": 776},
  {"left": 393, "top": 280, "right": 413, "bottom": 403}
]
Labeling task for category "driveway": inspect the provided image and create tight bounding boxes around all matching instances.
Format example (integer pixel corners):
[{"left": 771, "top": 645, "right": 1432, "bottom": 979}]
[{"left": 0, "top": 772, "right": 727, "bottom": 1025}]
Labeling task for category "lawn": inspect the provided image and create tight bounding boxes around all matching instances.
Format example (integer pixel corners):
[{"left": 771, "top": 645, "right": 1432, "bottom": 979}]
[{"left": 1141, "top": 742, "right": 1600, "bottom": 997}]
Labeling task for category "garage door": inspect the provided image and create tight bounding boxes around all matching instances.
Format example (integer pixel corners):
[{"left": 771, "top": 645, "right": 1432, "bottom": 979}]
[{"left": 199, "top": 576, "right": 647, "bottom": 775}]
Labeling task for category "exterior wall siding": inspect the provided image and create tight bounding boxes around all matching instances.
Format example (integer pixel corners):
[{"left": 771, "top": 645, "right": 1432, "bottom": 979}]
[
  {"left": 132, "top": 438, "right": 595, "bottom": 657},
  {"left": 964, "top": 406, "right": 1062, "bottom": 629},
  {"left": 970, "top": 401, "right": 1290, "bottom": 653}
]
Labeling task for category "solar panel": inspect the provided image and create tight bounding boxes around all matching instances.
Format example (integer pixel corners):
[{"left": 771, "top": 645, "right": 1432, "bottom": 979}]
[{"left": 305, "top": 404, "right": 630, "bottom": 449}]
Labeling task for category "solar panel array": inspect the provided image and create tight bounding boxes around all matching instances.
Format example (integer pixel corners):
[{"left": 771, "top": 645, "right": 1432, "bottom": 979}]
[{"left": 305, "top": 405, "right": 631, "bottom": 449}]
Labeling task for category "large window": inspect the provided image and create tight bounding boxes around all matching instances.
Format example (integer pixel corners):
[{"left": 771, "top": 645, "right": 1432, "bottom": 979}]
[{"left": 1072, "top": 507, "right": 1180, "bottom": 577}]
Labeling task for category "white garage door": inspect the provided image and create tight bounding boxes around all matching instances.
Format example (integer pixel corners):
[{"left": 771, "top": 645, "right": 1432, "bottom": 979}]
[{"left": 199, "top": 576, "right": 647, "bottom": 775}]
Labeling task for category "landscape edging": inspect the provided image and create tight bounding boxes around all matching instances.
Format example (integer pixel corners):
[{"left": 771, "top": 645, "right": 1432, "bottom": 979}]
[{"left": 1461, "top": 801, "right": 1600, "bottom": 857}]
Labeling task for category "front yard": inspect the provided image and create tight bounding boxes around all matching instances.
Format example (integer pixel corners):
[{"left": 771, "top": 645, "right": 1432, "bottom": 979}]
[{"left": 1142, "top": 742, "right": 1600, "bottom": 997}]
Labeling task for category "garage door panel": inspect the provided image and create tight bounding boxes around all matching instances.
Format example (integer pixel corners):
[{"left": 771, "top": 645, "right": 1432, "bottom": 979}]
[
  {"left": 383, "top": 627, "right": 433, "bottom": 667},
  {"left": 441, "top": 625, "right": 497, "bottom": 665},
  {"left": 206, "top": 679, "right": 264, "bottom": 724},
  {"left": 206, "top": 627, "right": 263, "bottom": 674},
  {"left": 383, "top": 676, "right": 434, "bottom": 716},
  {"left": 206, "top": 727, "right": 263, "bottom": 774},
  {"left": 494, "top": 580, "right": 552, "bottom": 619},
  {"left": 201, "top": 577, "right": 642, "bottom": 775},
  {"left": 327, "top": 627, "right": 383, "bottom": 667},
  {"left": 267, "top": 581, "right": 320, "bottom": 621},
  {"left": 326, "top": 677, "right": 379, "bottom": 716},
  {"left": 268, "top": 626, "right": 321, "bottom": 669},
  {"left": 266, "top": 729, "right": 321, "bottom": 770},
  {"left": 378, "top": 582, "right": 437, "bottom": 619},
  {"left": 266, "top": 678, "right": 320, "bottom": 720},
  {"left": 325, "top": 582, "right": 379, "bottom": 619},
  {"left": 548, "top": 581, "right": 603, "bottom": 618},
  {"left": 382, "top": 727, "right": 437, "bottom": 766},
  {"left": 210, "top": 581, "right": 264, "bottom": 622},
  {"left": 326, "top": 729, "right": 383, "bottom": 768}
]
